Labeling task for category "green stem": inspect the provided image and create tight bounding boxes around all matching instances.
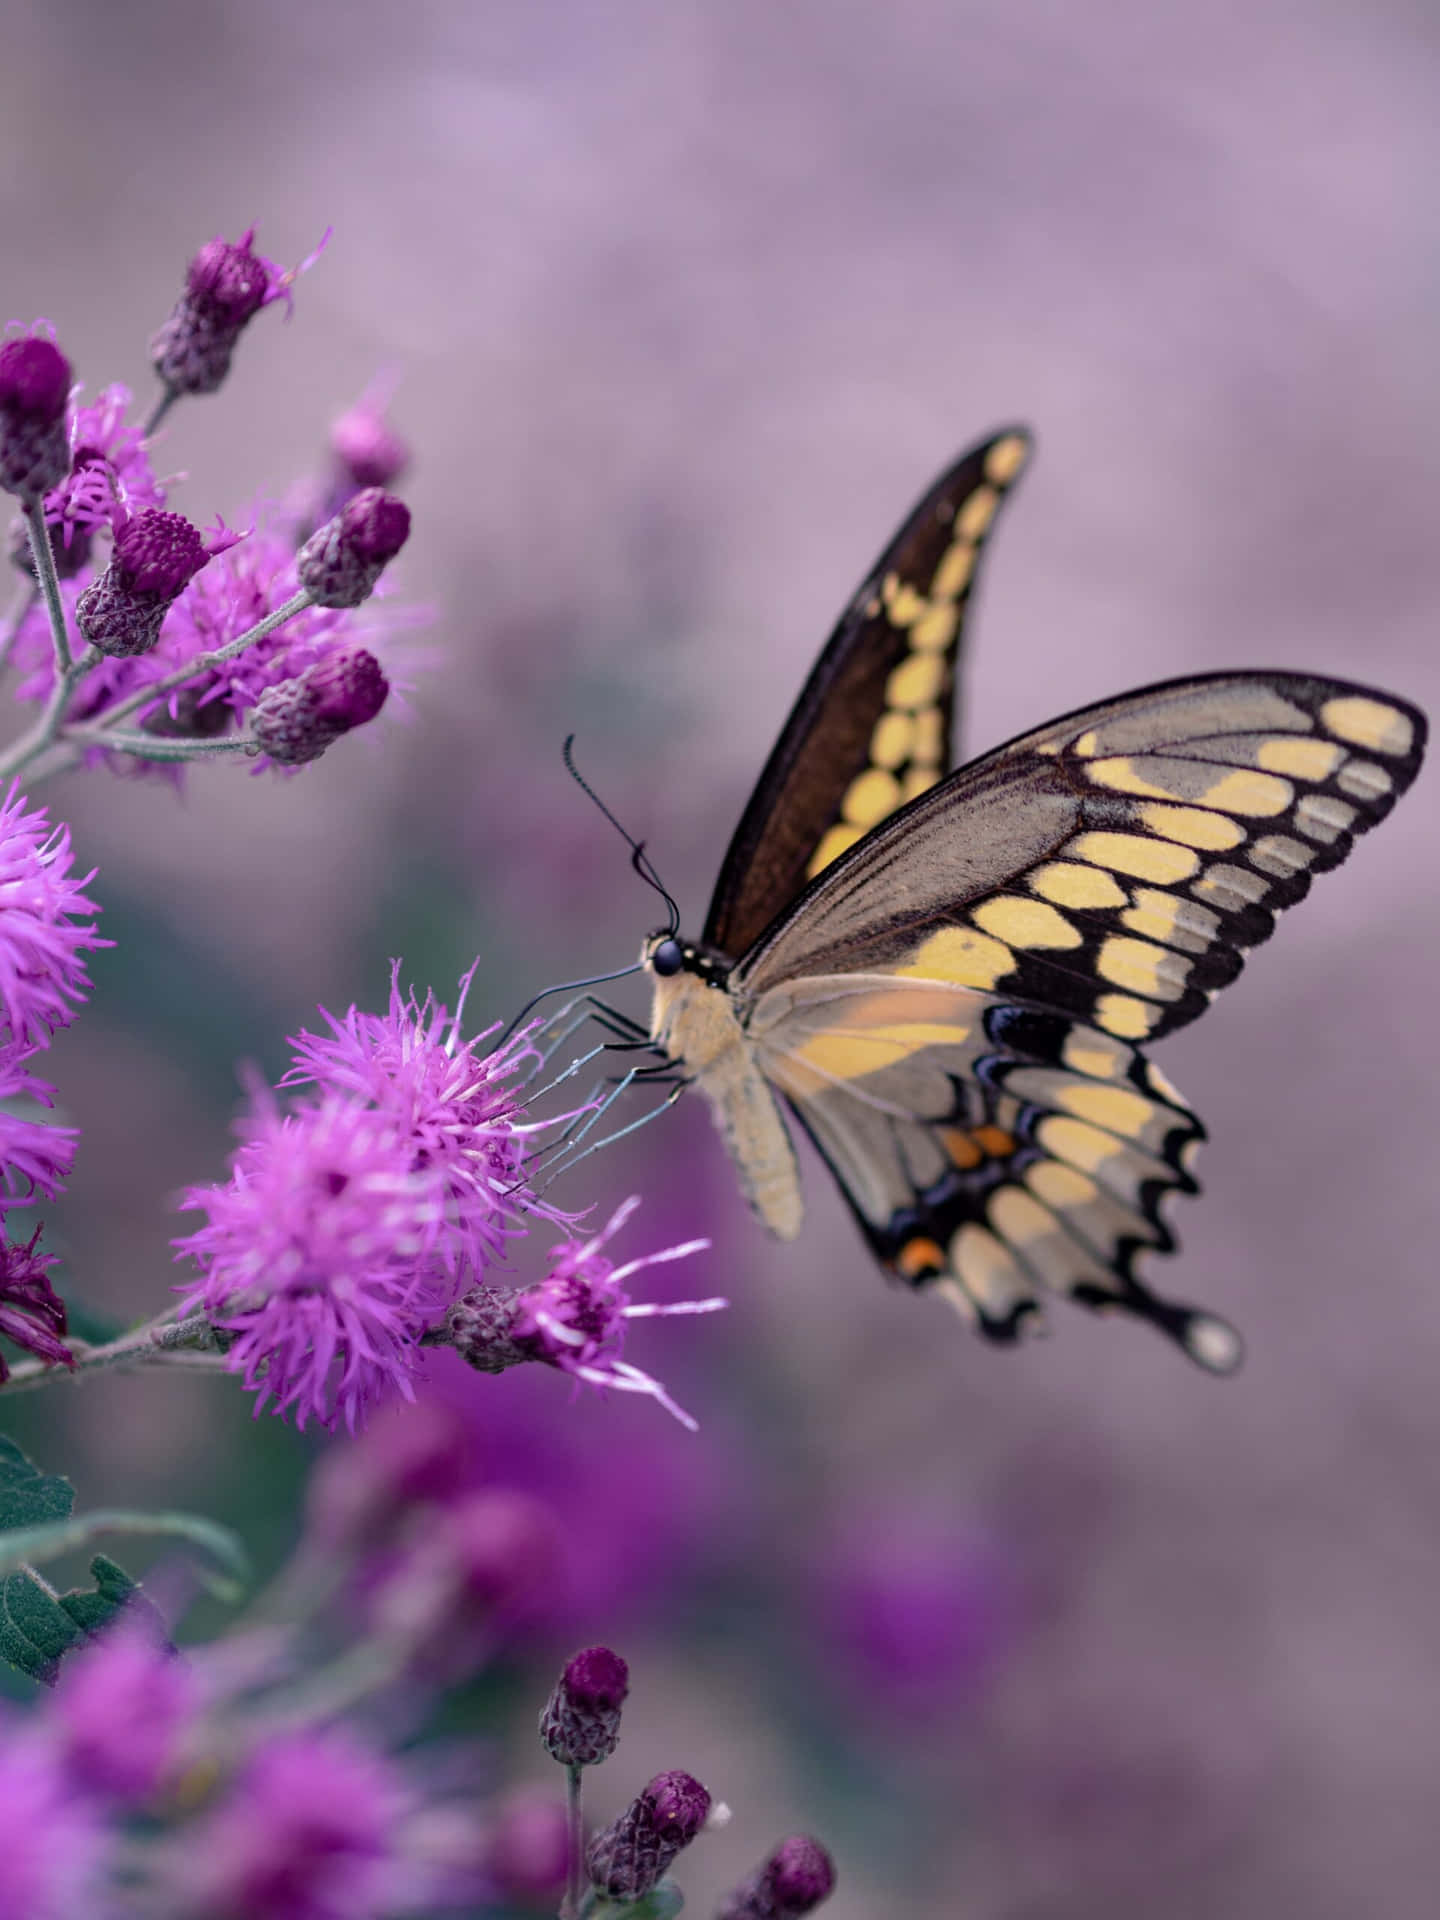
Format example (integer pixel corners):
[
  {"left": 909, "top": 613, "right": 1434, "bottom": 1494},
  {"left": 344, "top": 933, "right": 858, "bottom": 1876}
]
[
  {"left": 563, "top": 1764, "right": 585, "bottom": 1920},
  {"left": 143, "top": 386, "right": 179, "bottom": 438},
  {"left": 58, "top": 725, "right": 259, "bottom": 764},
  {"left": 89, "top": 588, "right": 313, "bottom": 733},
  {"left": 0, "top": 1309, "right": 224, "bottom": 1396},
  {"left": 24, "top": 502, "right": 71, "bottom": 673},
  {"left": 0, "top": 645, "right": 101, "bottom": 783}
]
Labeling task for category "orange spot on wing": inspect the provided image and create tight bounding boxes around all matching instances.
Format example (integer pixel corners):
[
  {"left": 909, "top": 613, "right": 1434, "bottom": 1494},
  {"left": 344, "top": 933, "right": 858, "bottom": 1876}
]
[
  {"left": 895, "top": 1236, "right": 946, "bottom": 1280},
  {"left": 972, "top": 1125, "right": 1017, "bottom": 1159},
  {"left": 939, "top": 1127, "right": 985, "bottom": 1170}
]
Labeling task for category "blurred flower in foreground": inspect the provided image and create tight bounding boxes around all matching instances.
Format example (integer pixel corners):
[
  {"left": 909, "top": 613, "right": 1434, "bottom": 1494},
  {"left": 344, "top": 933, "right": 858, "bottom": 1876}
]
[
  {"left": 0, "top": 1733, "right": 109, "bottom": 1918},
  {"left": 718, "top": 1835, "right": 837, "bottom": 1920},
  {"left": 447, "top": 1195, "right": 723, "bottom": 1428},
  {"left": 0, "top": 333, "right": 72, "bottom": 507},
  {"left": 481, "top": 1786, "right": 568, "bottom": 1909},
  {"left": 330, "top": 383, "right": 410, "bottom": 497},
  {"left": 53, "top": 1629, "right": 196, "bottom": 1804},
  {"left": 0, "top": 1224, "right": 71, "bottom": 1377},
  {"left": 0, "top": 782, "right": 103, "bottom": 1049}
]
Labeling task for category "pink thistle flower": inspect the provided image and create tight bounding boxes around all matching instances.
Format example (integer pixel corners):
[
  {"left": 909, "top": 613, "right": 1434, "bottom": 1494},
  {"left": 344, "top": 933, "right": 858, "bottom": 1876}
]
[
  {"left": 177, "top": 1726, "right": 405, "bottom": 1920},
  {"left": 0, "top": 1732, "right": 110, "bottom": 1918},
  {"left": 173, "top": 1090, "right": 453, "bottom": 1432},
  {"left": 0, "top": 1223, "right": 70, "bottom": 1377},
  {"left": 24, "top": 384, "right": 168, "bottom": 578},
  {"left": 53, "top": 1628, "right": 196, "bottom": 1803},
  {"left": 448, "top": 1197, "right": 722, "bottom": 1430},
  {"left": 284, "top": 966, "right": 571, "bottom": 1284},
  {"left": 0, "top": 1050, "right": 77, "bottom": 1211},
  {"left": 151, "top": 224, "right": 329, "bottom": 400},
  {"left": 0, "top": 784, "right": 104, "bottom": 1049}
]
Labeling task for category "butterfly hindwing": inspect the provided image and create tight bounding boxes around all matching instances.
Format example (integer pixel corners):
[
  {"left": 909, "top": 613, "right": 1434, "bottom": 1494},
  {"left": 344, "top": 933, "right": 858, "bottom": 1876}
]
[
  {"left": 702, "top": 428, "right": 1032, "bottom": 960},
  {"left": 736, "top": 671, "right": 1425, "bottom": 1047},
  {"left": 755, "top": 973, "right": 1235, "bottom": 1367}
]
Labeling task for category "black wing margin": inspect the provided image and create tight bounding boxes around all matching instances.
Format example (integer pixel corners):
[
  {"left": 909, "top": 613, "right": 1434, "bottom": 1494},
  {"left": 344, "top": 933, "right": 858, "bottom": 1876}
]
[{"left": 702, "top": 427, "right": 1032, "bottom": 961}]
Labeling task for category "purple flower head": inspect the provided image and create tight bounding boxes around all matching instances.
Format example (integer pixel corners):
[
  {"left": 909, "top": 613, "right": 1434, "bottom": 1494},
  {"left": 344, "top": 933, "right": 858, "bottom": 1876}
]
[
  {"left": 76, "top": 509, "right": 235, "bottom": 658},
  {"left": 0, "top": 1049, "right": 77, "bottom": 1213},
  {"left": 586, "top": 1769, "right": 711, "bottom": 1902},
  {"left": 331, "top": 386, "right": 410, "bottom": 494},
  {"left": 54, "top": 1627, "right": 196, "bottom": 1802},
  {"left": 483, "top": 1786, "right": 569, "bottom": 1907},
  {"left": 473, "top": 1195, "right": 721, "bottom": 1429},
  {"left": 298, "top": 489, "right": 411, "bottom": 609},
  {"left": 151, "top": 225, "right": 326, "bottom": 398},
  {"left": 0, "top": 1734, "right": 109, "bottom": 1918},
  {"left": 718, "top": 1836, "right": 837, "bottom": 1920},
  {"left": 0, "top": 1224, "right": 71, "bottom": 1377},
  {"left": 0, "top": 334, "right": 72, "bottom": 505},
  {"left": 284, "top": 966, "right": 567, "bottom": 1284},
  {"left": 173, "top": 1088, "right": 452, "bottom": 1432},
  {"left": 370, "top": 1489, "right": 558, "bottom": 1664},
  {"left": 251, "top": 647, "right": 389, "bottom": 766},
  {"left": 17, "top": 384, "right": 168, "bottom": 581},
  {"left": 0, "top": 783, "right": 104, "bottom": 1049},
  {"left": 305, "top": 1399, "right": 471, "bottom": 1551},
  {"left": 540, "top": 1643, "right": 630, "bottom": 1767},
  {"left": 179, "top": 1726, "right": 404, "bottom": 1920}
]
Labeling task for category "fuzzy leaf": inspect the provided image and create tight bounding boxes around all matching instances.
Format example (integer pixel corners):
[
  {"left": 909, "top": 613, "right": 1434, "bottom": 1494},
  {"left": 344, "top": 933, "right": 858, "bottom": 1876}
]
[
  {"left": 0, "top": 1508, "right": 249, "bottom": 1602},
  {"left": 0, "top": 1434, "right": 74, "bottom": 1531},
  {"left": 0, "top": 1567, "right": 84, "bottom": 1683}
]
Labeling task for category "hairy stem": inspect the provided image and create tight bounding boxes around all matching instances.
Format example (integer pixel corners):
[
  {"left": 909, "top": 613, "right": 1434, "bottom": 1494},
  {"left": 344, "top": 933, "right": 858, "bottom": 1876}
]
[
  {"left": 89, "top": 587, "right": 313, "bottom": 733},
  {"left": 0, "top": 1309, "right": 225, "bottom": 1396},
  {"left": 58, "top": 725, "right": 259, "bottom": 764},
  {"left": 24, "top": 502, "right": 71, "bottom": 673},
  {"left": 0, "top": 644, "right": 101, "bottom": 783},
  {"left": 143, "top": 386, "right": 179, "bottom": 439},
  {"left": 563, "top": 1764, "right": 586, "bottom": 1920}
]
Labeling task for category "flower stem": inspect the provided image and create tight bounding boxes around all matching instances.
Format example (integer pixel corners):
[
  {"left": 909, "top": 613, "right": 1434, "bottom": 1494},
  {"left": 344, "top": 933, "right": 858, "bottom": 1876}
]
[
  {"left": 58, "top": 725, "right": 260, "bottom": 764},
  {"left": 0, "top": 1308, "right": 224, "bottom": 1396},
  {"left": 0, "top": 644, "right": 101, "bottom": 782},
  {"left": 563, "top": 1763, "right": 585, "bottom": 1920},
  {"left": 24, "top": 502, "right": 71, "bottom": 673},
  {"left": 143, "top": 386, "right": 179, "bottom": 438},
  {"left": 87, "top": 587, "right": 314, "bottom": 733}
]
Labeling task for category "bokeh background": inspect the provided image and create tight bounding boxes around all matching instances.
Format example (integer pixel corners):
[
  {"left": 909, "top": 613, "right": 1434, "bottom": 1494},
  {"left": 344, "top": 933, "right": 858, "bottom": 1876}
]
[{"left": 4, "top": 1, "right": 1440, "bottom": 1913}]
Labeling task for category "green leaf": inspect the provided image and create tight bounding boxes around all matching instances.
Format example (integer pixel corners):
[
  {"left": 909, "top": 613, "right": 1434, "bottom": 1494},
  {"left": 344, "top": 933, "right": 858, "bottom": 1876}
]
[
  {"left": 589, "top": 1886, "right": 685, "bottom": 1920},
  {"left": 0, "top": 1509, "right": 249, "bottom": 1603},
  {"left": 0, "top": 1566, "right": 83, "bottom": 1683},
  {"left": 0, "top": 1434, "right": 74, "bottom": 1531}
]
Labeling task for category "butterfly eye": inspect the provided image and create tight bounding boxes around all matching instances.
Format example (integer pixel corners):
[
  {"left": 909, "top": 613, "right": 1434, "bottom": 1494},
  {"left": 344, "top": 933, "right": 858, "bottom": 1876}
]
[{"left": 651, "top": 938, "right": 685, "bottom": 977}]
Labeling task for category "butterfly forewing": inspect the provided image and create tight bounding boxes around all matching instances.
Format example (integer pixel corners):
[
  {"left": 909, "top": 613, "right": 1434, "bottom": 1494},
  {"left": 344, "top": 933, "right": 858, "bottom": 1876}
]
[
  {"left": 735, "top": 672, "right": 1425, "bottom": 1047},
  {"left": 702, "top": 427, "right": 1032, "bottom": 960}
]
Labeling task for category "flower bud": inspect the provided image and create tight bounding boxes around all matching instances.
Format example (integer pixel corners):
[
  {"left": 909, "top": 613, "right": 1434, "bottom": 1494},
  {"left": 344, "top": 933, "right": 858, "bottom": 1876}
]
[
  {"left": 76, "top": 509, "right": 215, "bottom": 656},
  {"left": 540, "top": 1646, "right": 629, "bottom": 1767},
  {"left": 585, "top": 1770, "right": 711, "bottom": 1902},
  {"left": 251, "top": 646, "right": 389, "bottom": 765},
  {"left": 717, "top": 1836, "right": 837, "bottom": 1919},
  {"left": 297, "top": 488, "right": 410, "bottom": 608},
  {"left": 0, "top": 336, "right": 72, "bottom": 505},
  {"left": 151, "top": 229, "right": 275, "bottom": 397},
  {"left": 331, "top": 393, "right": 409, "bottom": 493},
  {"left": 446, "top": 1284, "right": 526, "bottom": 1374}
]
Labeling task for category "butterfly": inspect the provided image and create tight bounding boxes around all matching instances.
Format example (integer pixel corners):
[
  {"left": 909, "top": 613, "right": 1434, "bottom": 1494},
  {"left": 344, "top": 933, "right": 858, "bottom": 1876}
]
[{"left": 640, "top": 428, "right": 1426, "bottom": 1369}]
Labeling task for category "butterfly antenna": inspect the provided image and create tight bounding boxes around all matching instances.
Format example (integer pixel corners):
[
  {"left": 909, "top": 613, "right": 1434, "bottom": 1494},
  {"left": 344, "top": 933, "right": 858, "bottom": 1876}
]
[{"left": 563, "top": 734, "right": 681, "bottom": 935}]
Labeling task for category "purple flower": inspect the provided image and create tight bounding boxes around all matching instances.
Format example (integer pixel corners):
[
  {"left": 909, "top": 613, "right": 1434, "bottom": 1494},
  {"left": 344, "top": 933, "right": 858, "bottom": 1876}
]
[
  {"left": 482, "top": 1786, "right": 569, "bottom": 1908},
  {"left": 540, "top": 1644, "right": 630, "bottom": 1767},
  {"left": 297, "top": 489, "right": 411, "bottom": 610},
  {"left": 151, "top": 226, "right": 325, "bottom": 399},
  {"left": 0, "top": 1224, "right": 71, "bottom": 1378},
  {"left": 283, "top": 967, "right": 567, "bottom": 1284},
  {"left": 717, "top": 1836, "right": 837, "bottom": 1920},
  {"left": 330, "top": 386, "right": 410, "bottom": 494},
  {"left": 0, "top": 1732, "right": 109, "bottom": 1918},
  {"left": 178, "top": 1726, "right": 404, "bottom": 1920},
  {"left": 53, "top": 1628, "right": 195, "bottom": 1802},
  {"left": 586, "top": 1769, "right": 711, "bottom": 1901},
  {"left": 0, "top": 1050, "right": 78, "bottom": 1212},
  {"left": 0, "top": 783, "right": 104, "bottom": 1049},
  {"left": 76, "top": 509, "right": 236, "bottom": 657},
  {"left": 251, "top": 647, "right": 389, "bottom": 766},
  {"left": 173, "top": 1089, "right": 452, "bottom": 1432},
  {"left": 305, "top": 1399, "right": 470, "bottom": 1552},
  {"left": 369, "top": 1489, "right": 559, "bottom": 1664},
  {"left": 0, "top": 334, "right": 72, "bottom": 505},
  {"left": 448, "top": 1196, "right": 722, "bottom": 1428},
  {"left": 19, "top": 384, "right": 167, "bottom": 580}
]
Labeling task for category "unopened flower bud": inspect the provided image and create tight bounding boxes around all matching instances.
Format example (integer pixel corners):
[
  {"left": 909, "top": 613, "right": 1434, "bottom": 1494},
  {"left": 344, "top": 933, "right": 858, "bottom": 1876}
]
[
  {"left": 251, "top": 646, "right": 389, "bottom": 765},
  {"left": 0, "top": 337, "right": 72, "bottom": 505},
  {"left": 540, "top": 1646, "right": 629, "bottom": 1767},
  {"left": 446, "top": 1284, "right": 526, "bottom": 1373},
  {"left": 331, "top": 394, "right": 409, "bottom": 493},
  {"left": 586, "top": 1770, "right": 711, "bottom": 1902},
  {"left": 151, "top": 229, "right": 275, "bottom": 397},
  {"left": 297, "top": 488, "right": 410, "bottom": 608},
  {"left": 76, "top": 509, "right": 216, "bottom": 656},
  {"left": 717, "top": 1836, "right": 837, "bottom": 1919}
]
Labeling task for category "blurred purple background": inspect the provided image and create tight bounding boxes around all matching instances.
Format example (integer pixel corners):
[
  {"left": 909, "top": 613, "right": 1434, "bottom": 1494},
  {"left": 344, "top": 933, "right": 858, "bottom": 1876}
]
[{"left": 5, "top": 2, "right": 1440, "bottom": 1913}]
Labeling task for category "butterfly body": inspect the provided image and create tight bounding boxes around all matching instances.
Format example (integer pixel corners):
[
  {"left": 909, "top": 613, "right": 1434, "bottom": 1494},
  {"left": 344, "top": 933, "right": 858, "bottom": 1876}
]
[{"left": 640, "top": 432, "right": 1426, "bottom": 1368}]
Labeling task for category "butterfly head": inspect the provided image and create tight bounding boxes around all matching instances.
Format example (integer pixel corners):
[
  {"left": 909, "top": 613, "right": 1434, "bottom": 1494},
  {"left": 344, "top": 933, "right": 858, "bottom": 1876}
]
[{"left": 640, "top": 930, "right": 729, "bottom": 986}]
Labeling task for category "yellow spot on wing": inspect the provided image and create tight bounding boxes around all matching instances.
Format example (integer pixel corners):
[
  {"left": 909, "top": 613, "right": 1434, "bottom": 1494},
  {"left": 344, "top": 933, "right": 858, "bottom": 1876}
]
[
  {"left": 1030, "top": 861, "right": 1127, "bottom": 910},
  {"left": 1098, "top": 935, "right": 1191, "bottom": 1001},
  {"left": 911, "top": 707, "right": 944, "bottom": 765},
  {"left": 1073, "top": 729, "right": 1100, "bottom": 757},
  {"left": 1191, "top": 862, "right": 1267, "bottom": 909},
  {"left": 842, "top": 766, "right": 902, "bottom": 827},
  {"left": 901, "top": 767, "right": 941, "bottom": 800},
  {"left": 870, "top": 710, "right": 915, "bottom": 769},
  {"left": 950, "top": 1223, "right": 1029, "bottom": 1312},
  {"left": 1059, "top": 1082, "right": 1156, "bottom": 1137},
  {"left": 956, "top": 486, "right": 1000, "bottom": 540},
  {"left": 807, "top": 822, "right": 865, "bottom": 877},
  {"left": 1138, "top": 803, "right": 1246, "bottom": 850},
  {"left": 989, "top": 1183, "right": 1059, "bottom": 1250},
  {"left": 971, "top": 894, "right": 1082, "bottom": 951},
  {"left": 1025, "top": 1159, "right": 1100, "bottom": 1208},
  {"left": 1066, "top": 831, "right": 1200, "bottom": 884},
  {"left": 1120, "top": 887, "right": 1219, "bottom": 952},
  {"left": 886, "top": 651, "right": 947, "bottom": 710},
  {"left": 1088, "top": 758, "right": 1292, "bottom": 816},
  {"left": 1095, "top": 993, "right": 1159, "bottom": 1038},
  {"left": 1257, "top": 737, "right": 1344, "bottom": 779},
  {"left": 931, "top": 540, "right": 977, "bottom": 600},
  {"left": 794, "top": 1022, "right": 973, "bottom": 1081},
  {"left": 881, "top": 574, "right": 929, "bottom": 627},
  {"left": 900, "top": 926, "right": 1015, "bottom": 991},
  {"left": 983, "top": 435, "right": 1029, "bottom": 485},
  {"left": 910, "top": 603, "right": 959, "bottom": 652},
  {"left": 1036, "top": 1114, "right": 1125, "bottom": 1175},
  {"left": 1062, "top": 1029, "right": 1129, "bottom": 1079},
  {"left": 1321, "top": 695, "right": 1414, "bottom": 756}
]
